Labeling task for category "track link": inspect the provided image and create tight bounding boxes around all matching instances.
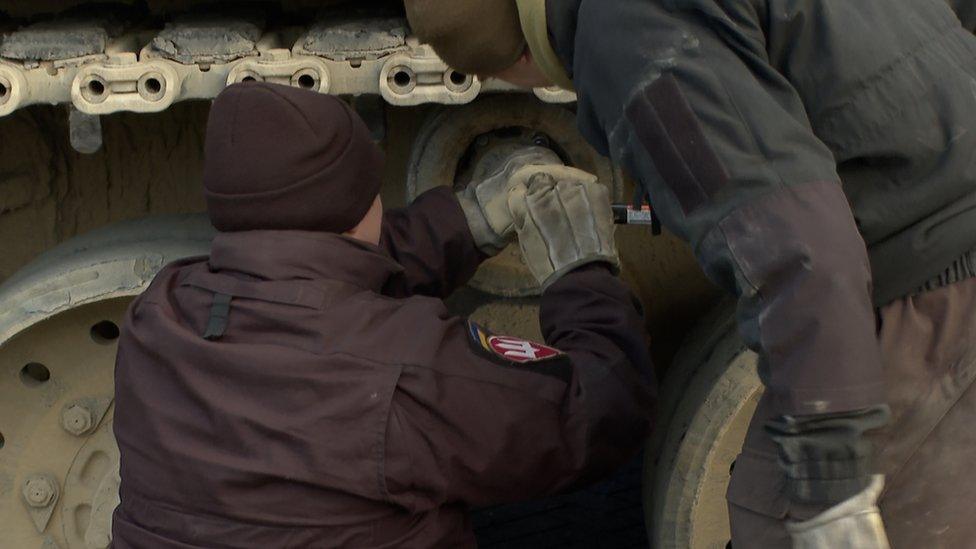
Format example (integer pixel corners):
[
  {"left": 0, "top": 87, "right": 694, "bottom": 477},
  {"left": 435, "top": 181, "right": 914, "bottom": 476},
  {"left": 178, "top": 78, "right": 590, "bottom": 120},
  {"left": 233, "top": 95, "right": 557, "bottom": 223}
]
[{"left": 0, "top": 12, "right": 575, "bottom": 118}]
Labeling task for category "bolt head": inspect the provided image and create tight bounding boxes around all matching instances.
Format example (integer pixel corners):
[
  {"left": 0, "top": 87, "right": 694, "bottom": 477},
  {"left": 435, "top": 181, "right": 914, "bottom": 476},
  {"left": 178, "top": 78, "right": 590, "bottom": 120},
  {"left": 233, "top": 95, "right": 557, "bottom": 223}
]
[
  {"left": 62, "top": 404, "right": 94, "bottom": 435},
  {"left": 23, "top": 477, "right": 55, "bottom": 507}
]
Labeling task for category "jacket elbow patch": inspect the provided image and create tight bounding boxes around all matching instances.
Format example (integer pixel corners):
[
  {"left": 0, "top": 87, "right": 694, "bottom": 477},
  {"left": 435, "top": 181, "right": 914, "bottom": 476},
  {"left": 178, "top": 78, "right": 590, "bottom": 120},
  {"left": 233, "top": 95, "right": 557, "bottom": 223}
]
[
  {"left": 466, "top": 321, "right": 572, "bottom": 382},
  {"left": 625, "top": 73, "right": 730, "bottom": 214}
]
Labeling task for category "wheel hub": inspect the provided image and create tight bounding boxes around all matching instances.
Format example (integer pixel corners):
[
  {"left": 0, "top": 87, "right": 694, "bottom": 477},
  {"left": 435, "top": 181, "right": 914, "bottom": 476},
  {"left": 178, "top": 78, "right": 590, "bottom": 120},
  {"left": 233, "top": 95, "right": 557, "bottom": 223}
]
[
  {"left": 406, "top": 95, "right": 617, "bottom": 297},
  {"left": 0, "top": 298, "right": 128, "bottom": 549}
]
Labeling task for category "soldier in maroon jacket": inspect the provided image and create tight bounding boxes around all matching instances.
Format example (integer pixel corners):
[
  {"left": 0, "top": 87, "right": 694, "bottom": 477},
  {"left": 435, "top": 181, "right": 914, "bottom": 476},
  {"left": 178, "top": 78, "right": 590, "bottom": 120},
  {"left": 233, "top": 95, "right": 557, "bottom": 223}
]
[{"left": 111, "top": 82, "right": 655, "bottom": 548}]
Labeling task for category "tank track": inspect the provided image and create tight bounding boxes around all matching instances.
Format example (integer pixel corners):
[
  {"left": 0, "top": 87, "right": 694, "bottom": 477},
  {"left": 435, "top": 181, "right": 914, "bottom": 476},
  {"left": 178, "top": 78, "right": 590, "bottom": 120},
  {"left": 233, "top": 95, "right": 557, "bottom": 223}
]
[{"left": 0, "top": 11, "right": 575, "bottom": 118}]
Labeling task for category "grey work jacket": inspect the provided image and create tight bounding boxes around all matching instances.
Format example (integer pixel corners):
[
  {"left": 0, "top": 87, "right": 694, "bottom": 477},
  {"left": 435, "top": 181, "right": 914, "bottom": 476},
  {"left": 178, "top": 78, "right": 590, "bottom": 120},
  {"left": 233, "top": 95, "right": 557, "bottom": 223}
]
[{"left": 544, "top": 0, "right": 976, "bottom": 417}]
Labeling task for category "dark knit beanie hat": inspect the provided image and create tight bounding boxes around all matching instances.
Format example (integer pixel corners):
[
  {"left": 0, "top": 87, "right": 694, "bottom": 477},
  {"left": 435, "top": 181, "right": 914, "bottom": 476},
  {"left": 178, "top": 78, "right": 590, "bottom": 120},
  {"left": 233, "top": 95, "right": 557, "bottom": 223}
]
[
  {"left": 203, "top": 82, "right": 384, "bottom": 233},
  {"left": 404, "top": 0, "right": 526, "bottom": 76}
]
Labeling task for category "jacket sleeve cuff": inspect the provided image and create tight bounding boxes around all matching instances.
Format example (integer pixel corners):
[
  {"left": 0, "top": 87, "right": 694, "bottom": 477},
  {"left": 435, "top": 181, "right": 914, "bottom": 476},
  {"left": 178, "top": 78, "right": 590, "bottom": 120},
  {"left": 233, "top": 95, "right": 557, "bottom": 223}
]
[
  {"left": 515, "top": 0, "right": 575, "bottom": 91},
  {"left": 380, "top": 186, "right": 486, "bottom": 298},
  {"left": 765, "top": 404, "right": 890, "bottom": 504},
  {"left": 786, "top": 474, "right": 873, "bottom": 506}
]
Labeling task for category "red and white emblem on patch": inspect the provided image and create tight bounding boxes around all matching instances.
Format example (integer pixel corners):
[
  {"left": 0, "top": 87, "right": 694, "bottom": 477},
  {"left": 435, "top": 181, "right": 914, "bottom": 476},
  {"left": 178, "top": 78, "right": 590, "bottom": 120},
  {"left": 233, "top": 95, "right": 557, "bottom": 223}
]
[{"left": 487, "top": 335, "right": 562, "bottom": 363}]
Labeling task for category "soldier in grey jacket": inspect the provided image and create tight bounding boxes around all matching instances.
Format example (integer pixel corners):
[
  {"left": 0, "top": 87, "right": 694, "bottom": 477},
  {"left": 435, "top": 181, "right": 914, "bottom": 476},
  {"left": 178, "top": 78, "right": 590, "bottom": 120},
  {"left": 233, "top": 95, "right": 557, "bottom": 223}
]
[{"left": 405, "top": 0, "right": 976, "bottom": 547}]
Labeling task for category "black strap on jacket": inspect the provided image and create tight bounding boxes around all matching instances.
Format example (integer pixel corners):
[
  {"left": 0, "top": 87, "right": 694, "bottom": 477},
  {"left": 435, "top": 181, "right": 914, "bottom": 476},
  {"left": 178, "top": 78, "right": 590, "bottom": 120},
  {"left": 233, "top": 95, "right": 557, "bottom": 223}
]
[
  {"left": 179, "top": 269, "right": 336, "bottom": 341},
  {"left": 632, "top": 184, "right": 662, "bottom": 235},
  {"left": 202, "top": 293, "right": 232, "bottom": 341}
]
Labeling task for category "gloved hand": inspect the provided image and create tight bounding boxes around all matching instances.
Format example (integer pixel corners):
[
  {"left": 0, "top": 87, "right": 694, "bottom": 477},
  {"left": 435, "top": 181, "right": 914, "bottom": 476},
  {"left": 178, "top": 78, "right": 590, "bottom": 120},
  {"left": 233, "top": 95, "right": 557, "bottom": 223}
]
[
  {"left": 787, "top": 475, "right": 890, "bottom": 549},
  {"left": 456, "top": 146, "right": 563, "bottom": 255},
  {"left": 508, "top": 167, "right": 619, "bottom": 289}
]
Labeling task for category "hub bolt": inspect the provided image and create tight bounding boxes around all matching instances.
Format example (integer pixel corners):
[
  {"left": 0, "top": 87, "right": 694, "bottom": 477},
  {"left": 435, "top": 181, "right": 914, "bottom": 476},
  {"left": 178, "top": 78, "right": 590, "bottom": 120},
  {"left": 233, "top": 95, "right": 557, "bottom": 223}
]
[
  {"left": 62, "top": 404, "right": 94, "bottom": 436},
  {"left": 23, "top": 476, "right": 56, "bottom": 508}
]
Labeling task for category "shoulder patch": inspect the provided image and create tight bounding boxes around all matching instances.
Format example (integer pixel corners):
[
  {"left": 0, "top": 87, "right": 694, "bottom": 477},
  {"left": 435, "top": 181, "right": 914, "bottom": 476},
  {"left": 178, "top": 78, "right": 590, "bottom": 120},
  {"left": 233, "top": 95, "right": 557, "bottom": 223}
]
[
  {"left": 486, "top": 335, "right": 563, "bottom": 363},
  {"left": 466, "top": 321, "right": 571, "bottom": 381}
]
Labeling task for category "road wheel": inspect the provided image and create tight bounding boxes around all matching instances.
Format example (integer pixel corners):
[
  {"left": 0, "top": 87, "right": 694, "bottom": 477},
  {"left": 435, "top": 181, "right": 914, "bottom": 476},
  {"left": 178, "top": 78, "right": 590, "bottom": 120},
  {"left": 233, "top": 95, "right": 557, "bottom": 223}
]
[
  {"left": 645, "top": 300, "right": 763, "bottom": 549},
  {"left": 0, "top": 215, "right": 213, "bottom": 548}
]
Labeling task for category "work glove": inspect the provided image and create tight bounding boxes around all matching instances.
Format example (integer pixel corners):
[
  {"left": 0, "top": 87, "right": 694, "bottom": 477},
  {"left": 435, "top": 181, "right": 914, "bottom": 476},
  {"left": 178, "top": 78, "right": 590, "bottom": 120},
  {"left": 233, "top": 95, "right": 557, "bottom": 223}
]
[
  {"left": 787, "top": 475, "right": 890, "bottom": 549},
  {"left": 508, "top": 167, "right": 619, "bottom": 289},
  {"left": 456, "top": 146, "right": 563, "bottom": 255}
]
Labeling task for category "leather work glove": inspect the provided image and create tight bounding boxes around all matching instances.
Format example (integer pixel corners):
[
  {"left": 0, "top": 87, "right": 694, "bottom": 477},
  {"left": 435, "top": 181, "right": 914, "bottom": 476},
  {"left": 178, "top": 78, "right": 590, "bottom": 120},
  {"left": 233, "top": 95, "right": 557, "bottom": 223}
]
[
  {"left": 787, "top": 475, "right": 890, "bottom": 549},
  {"left": 456, "top": 146, "right": 563, "bottom": 255},
  {"left": 508, "top": 167, "right": 619, "bottom": 289}
]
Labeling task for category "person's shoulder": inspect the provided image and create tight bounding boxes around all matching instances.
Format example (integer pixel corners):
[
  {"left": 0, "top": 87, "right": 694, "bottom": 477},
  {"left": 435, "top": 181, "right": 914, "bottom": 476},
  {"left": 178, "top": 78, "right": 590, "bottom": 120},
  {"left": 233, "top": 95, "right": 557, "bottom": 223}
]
[
  {"left": 345, "top": 292, "right": 456, "bottom": 341},
  {"left": 349, "top": 290, "right": 450, "bottom": 315},
  {"left": 330, "top": 292, "right": 460, "bottom": 361},
  {"left": 138, "top": 255, "right": 209, "bottom": 305}
]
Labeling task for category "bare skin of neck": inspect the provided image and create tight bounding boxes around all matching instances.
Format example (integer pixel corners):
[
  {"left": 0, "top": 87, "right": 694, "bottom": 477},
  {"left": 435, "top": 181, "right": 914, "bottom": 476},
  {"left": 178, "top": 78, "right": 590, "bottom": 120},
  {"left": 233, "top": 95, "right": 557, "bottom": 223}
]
[
  {"left": 490, "top": 49, "right": 553, "bottom": 89},
  {"left": 343, "top": 194, "right": 383, "bottom": 246}
]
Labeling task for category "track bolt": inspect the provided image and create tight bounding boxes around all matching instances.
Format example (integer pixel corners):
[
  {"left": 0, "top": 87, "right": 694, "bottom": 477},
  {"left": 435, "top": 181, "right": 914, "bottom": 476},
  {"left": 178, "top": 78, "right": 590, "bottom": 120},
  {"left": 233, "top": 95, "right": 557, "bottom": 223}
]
[
  {"left": 62, "top": 404, "right": 94, "bottom": 436},
  {"left": 23, "top": 476, "right": 57, "bottom": 508}
]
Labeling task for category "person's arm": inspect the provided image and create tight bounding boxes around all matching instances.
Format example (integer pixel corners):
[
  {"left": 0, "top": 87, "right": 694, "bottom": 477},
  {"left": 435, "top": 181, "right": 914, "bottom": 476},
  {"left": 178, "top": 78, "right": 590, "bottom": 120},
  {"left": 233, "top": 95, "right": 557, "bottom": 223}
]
[
  {"left": 565, "top": 1, "right": 885, "bottom": 505},
  {"left": 539, "top": 262, "right": 657, "bottom": 488},
  {"left": 381, "top": 265, "right": 653, "bottom": 509},
  {"left": 379, "top": 186, "right": 485, "bottom": 299},
  {"left": 379, "top": 147, "right": 563, "bottom": 299},
  {"left": 382, "top": 171, "right": 653, "bottom": 508}
]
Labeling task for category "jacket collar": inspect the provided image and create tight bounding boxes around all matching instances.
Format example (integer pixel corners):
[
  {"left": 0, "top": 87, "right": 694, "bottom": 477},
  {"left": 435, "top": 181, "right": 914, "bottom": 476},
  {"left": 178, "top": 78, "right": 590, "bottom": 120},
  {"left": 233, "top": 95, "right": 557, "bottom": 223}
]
[
  {"left": 537, "top": 0, "right": 580, "bottom": 86},
  {"left": 207, "top": 230, "right": 404, "bottom": 292},
  {"left": 516, "top": 0, "right": 576, "bottom": 91}
]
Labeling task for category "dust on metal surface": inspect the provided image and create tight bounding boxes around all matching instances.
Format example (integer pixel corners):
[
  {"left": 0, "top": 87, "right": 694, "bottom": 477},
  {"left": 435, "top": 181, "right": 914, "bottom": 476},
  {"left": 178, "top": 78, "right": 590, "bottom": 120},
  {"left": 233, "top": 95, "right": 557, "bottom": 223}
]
[
  {"left": 151, "top": 16, "right": 261, "bottom": 63},
  {"left": 1, "top": 21, "right": 108, "bottom": 61}
]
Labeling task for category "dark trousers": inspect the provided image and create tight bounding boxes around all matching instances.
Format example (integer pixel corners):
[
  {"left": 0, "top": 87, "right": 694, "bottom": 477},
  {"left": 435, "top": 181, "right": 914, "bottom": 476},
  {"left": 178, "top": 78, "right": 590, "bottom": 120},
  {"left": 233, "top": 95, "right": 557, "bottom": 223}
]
[{"left": 728, "top": 276, "right": 976, "bottom": 548}]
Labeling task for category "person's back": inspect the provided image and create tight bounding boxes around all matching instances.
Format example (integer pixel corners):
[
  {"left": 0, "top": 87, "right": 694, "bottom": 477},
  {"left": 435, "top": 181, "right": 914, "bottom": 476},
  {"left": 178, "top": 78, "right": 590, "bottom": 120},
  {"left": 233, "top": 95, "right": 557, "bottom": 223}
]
[
  {"left": 740, "top": 0, "right": 976, "bottom": 303},
  {"left": 112, "top": 82, "right": 655, "bottom": 547},
  {"left": 113, "top": 233, "right": 462, "bottom": 546}
]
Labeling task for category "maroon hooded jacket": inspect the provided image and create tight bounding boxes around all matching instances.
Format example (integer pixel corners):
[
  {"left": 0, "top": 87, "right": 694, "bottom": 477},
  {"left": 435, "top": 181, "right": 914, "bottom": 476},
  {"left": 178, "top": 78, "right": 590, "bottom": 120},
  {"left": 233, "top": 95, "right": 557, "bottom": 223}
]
[{"left": 112, "top": 186, "right": 655, "bottom": 548}]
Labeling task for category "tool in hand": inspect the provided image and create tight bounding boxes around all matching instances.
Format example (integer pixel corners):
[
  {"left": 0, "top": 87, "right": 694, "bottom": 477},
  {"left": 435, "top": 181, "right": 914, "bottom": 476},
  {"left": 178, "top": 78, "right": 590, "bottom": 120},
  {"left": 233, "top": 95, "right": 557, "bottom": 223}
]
[
  {"left": 615, "top": 186, "right": 661, "bottom": 234},
  {"left": 612, "top": 204, "right": 655, "bottom": 226}
]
